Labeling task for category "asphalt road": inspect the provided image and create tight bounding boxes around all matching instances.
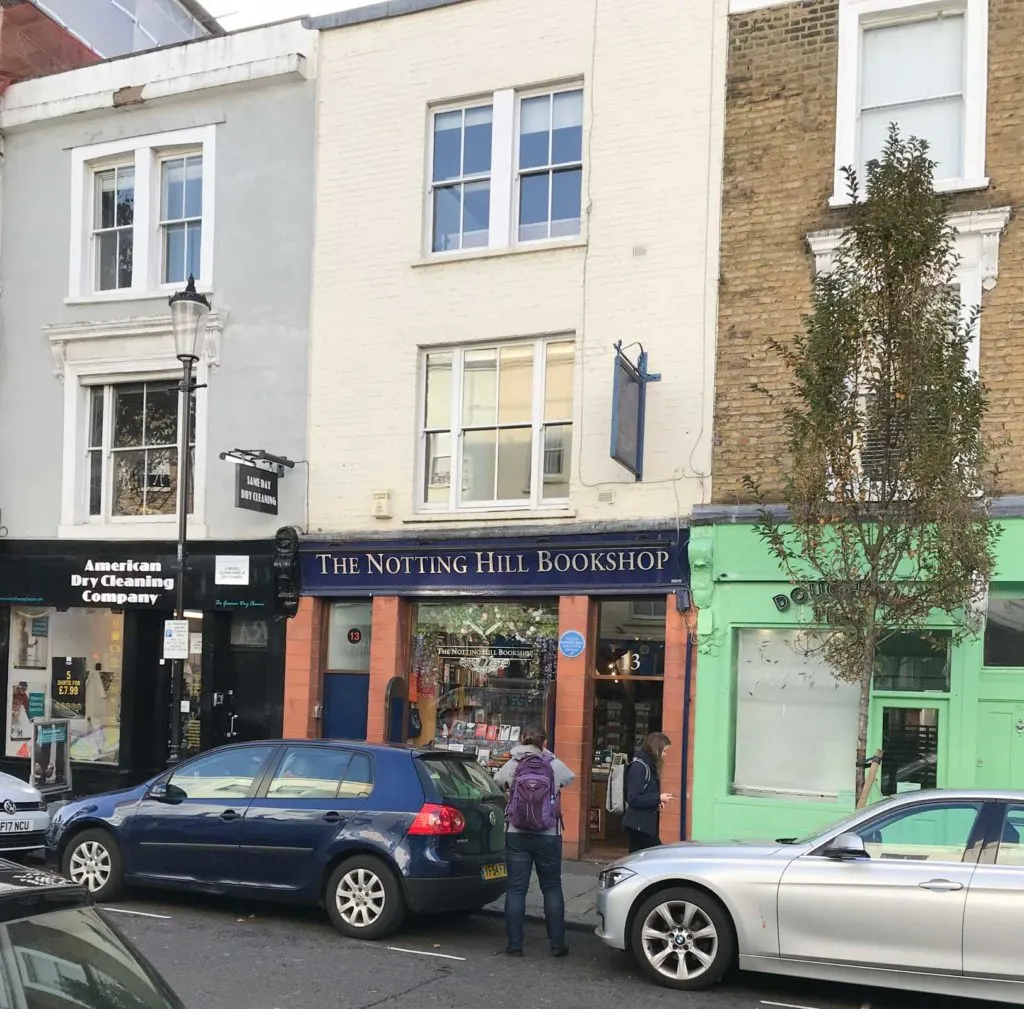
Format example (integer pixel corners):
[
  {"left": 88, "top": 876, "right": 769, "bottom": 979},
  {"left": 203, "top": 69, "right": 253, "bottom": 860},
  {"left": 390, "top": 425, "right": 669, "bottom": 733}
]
[{"left": 100, "top": 891, "right": 993, "bottom": 1009}]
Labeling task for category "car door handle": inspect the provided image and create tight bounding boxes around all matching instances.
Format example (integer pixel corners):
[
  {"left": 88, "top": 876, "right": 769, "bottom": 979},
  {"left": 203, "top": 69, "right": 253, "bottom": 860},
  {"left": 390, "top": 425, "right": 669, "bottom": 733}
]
[
  {"left": 918, "top": 878, "right": 964, "bottom": 892},
  {"left": 220, "top": 809, "right": 240, "bottom": 822},
  {"left": 322, "top": 811, "right": 341, "bottom": 823}
]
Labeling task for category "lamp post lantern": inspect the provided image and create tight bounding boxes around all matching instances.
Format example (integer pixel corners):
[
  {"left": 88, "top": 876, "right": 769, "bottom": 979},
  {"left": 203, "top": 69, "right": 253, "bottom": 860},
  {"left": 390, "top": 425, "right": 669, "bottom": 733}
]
[{"left": 167, "top": 275, "right": 210, "bottom": 765}]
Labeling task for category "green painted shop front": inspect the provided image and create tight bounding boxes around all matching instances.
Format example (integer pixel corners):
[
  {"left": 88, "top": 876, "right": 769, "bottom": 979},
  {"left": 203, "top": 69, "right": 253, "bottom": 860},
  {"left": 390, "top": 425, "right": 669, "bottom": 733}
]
[{"left": 688, "top": 518, "right": 1024, "bottom": 842}]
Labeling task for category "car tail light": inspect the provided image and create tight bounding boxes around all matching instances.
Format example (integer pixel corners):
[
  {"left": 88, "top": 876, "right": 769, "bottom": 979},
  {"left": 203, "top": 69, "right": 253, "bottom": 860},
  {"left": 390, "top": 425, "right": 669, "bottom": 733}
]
[{"left": 407, "top": 803, "right": 466, "bottom": 836}]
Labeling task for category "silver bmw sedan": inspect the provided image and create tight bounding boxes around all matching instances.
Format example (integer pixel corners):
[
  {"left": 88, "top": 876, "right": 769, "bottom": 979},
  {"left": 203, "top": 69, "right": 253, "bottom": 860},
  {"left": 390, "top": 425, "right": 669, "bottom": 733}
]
[{"left": 596, "top": 789, "right": 1024, "bottom": 1003}]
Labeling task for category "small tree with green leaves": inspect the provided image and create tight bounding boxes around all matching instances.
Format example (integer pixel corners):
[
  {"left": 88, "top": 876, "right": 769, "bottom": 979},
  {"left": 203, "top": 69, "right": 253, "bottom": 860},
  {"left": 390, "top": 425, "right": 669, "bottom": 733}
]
[{"left": 746, "top": 127, "right": 1002, "bottom": 797}]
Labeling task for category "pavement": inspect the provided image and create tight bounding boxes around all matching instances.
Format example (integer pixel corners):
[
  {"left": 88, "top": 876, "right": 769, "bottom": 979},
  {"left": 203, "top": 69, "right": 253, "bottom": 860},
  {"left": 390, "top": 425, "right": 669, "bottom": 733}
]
[
  {"left": 101, "top": 890, "right": 993, "bottom": 1009},
  {"left": 482, "top": 858, "right": 602, "bottom": 930}
]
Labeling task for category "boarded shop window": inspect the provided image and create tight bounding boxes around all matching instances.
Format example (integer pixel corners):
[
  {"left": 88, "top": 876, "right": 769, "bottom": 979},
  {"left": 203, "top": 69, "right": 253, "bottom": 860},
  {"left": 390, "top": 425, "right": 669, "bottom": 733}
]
[{"left": 732, "top": 629, "right": 859, "bottom": 799}]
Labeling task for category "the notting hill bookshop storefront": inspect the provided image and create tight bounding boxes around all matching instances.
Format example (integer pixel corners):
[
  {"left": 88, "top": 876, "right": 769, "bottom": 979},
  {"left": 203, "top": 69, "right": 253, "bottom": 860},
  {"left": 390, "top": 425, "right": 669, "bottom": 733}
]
[
  {"left": 285, "top": 528, "right": 693, "bottom": 860},
  {"left": 0, "top": 539, "right": 286, "bottom": 794}
]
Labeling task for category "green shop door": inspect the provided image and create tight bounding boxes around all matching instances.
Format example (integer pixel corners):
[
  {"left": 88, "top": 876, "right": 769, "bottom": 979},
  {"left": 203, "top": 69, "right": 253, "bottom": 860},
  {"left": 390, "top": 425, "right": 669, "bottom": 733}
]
[
  {"left": 869, "top": 700, "right": 948, "bottom": 799},
  {"left": 976, "top": 703, "right": 1024, "bottom": 790}
]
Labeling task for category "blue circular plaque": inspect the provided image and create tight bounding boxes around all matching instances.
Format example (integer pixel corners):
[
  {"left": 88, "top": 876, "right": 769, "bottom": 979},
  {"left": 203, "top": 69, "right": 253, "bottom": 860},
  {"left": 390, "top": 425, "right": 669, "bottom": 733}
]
[{"left": 558, "top": 630, "right": 586, "bottom": 659}]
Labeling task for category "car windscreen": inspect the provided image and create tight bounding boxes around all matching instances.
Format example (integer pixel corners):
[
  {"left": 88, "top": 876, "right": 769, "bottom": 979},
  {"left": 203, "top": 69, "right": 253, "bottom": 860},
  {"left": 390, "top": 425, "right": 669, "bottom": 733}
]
[
  {"left": 0, "top": 906, "right": 183, "bottom": 1008},
  {"left": 418, "top": 756, "right": 503, "bottom": 801}
]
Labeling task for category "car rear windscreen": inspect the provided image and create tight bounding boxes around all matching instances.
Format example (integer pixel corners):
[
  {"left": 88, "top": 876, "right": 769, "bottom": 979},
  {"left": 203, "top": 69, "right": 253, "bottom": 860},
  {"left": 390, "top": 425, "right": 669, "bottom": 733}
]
[{"left": 419, "top": 756, "right": 503, "bottom": 801}]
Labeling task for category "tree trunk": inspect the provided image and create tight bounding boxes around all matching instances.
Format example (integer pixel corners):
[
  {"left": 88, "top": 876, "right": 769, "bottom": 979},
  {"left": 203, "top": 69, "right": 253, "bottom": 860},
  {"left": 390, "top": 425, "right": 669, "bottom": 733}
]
[{"left": 853, "top": 635, "right": 876, "bottom": 799}]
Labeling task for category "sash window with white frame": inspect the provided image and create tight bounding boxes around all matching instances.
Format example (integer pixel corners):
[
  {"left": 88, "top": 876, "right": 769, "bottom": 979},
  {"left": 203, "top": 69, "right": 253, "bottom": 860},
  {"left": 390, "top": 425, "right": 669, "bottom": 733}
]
[
  {"left": 160, "top": 154, "right": 203, "bottom": 284},
  {"left": 93, "top": 165, "right": 135, "bottom": 291},
  {"left": 420, "top": 338, "right": 574, "bottom": 510},
  {"left": 86, "top": 381, "right": 195, "bottom": 520},
  {"left": 431, "top": 104, "right": 493, "bottom": 253}
]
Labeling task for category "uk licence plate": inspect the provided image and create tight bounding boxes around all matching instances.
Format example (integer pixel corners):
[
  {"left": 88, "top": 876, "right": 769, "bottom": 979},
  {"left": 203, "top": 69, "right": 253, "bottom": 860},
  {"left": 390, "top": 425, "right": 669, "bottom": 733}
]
[
  {"left": 482, "top": 862, "right": 507, "bottom": 881},
  {"left": 0, "top": 821, "right": 29, "bottom": 834}
]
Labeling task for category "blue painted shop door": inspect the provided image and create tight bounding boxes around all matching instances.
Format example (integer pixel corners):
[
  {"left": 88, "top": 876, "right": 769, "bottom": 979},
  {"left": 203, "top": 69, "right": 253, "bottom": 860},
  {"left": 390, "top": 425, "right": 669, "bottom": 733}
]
[{"left": 322, "top": 673, "right": 369, "bottom": 741}]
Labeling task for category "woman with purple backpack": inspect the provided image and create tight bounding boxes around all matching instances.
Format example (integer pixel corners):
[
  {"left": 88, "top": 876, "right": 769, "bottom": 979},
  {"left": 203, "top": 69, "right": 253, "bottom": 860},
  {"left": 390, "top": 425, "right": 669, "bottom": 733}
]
[{"left": 494, "top": 726, "right": 575, "bottom": 958}]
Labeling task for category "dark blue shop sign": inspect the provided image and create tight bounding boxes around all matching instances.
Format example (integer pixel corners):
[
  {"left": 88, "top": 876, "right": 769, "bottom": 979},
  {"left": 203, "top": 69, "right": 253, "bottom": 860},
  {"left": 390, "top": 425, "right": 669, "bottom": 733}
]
[{"left": 301, "top": 533, "right": 689, "bottom": 597}]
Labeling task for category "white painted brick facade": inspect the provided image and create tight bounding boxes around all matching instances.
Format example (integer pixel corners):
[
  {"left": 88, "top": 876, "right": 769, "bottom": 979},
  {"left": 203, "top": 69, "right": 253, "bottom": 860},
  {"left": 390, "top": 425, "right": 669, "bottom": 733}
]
[{"left": 307, "top": 0, "right": 727, "bottom": 533}]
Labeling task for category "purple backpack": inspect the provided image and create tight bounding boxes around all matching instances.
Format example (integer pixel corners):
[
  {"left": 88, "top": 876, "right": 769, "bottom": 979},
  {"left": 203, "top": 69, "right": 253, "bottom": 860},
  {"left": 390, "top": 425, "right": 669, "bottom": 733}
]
[{"left": 507, "top": 752, "right": 560, "bottom": 831}]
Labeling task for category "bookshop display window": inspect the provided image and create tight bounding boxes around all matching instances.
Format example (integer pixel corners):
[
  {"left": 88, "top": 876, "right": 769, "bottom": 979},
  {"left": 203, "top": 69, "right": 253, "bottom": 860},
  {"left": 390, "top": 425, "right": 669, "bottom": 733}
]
[
  {"left": 589, "top": 598, "right": 667, "bottom": 851},
  {"left": 410, "top": 600, "right": 558, "bottom": 775},
  {"left": 4, "top": 607, "right": 124, "bottom": 765}
]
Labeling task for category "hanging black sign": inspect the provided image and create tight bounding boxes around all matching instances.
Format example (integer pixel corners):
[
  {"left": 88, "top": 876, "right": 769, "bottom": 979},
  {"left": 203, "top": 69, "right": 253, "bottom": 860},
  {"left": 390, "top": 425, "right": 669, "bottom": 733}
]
[
  {"left": 51, "top": 658, "right": 86, "bottom": 719},
  {"left": 235, "top": 464, "right": 279, "bottom": 515}
]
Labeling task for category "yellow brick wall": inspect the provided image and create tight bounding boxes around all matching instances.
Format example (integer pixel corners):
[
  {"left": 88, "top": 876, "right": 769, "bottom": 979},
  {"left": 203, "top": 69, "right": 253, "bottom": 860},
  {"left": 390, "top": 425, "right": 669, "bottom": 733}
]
[{"left": 713, "top": 0, "right": 1023, "bottom": 504}]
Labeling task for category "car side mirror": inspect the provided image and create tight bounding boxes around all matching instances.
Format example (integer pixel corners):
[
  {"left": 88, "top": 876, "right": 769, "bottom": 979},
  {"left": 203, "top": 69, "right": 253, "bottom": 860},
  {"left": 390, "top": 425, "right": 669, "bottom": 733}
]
[
  {"left": 824, "top": 832, "right": 868, "bottom": 860},
  {"left": 147, "top": 780, "right": 185, "bottom": 803}
]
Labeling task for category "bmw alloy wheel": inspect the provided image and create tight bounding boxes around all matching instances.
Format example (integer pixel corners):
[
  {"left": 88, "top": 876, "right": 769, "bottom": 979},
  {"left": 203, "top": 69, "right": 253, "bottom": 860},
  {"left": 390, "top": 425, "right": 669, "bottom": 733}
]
[
  {"left": 68, "top": 839, "right": 112, "bottom": 893},
  {"left": 335, "top": 867, "right": 386, "bottom": 928},
  {"left": 640, "top": 900, "right": 719, "bottom": 982}
]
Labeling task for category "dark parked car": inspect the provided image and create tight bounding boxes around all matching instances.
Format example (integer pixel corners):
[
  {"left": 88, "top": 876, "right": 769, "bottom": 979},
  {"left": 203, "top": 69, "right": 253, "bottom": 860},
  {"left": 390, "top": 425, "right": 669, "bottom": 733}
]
[
  {"left": 0, "top": 859, "right": 187, "bottom": 1007},
  {"left": 45, "top": 740, "right": 508, "bottom": 939}
]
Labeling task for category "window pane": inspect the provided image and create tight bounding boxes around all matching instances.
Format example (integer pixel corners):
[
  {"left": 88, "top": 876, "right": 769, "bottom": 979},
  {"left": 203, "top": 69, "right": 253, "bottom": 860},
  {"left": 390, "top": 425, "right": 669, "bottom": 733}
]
[
  {"left": 145, "top": 447, "right": 177, "bottom": 515},
  {"left": 326, "top": 601, "right": 373, "bottom": 670},
  {"left": 164, "top": 222, "right": 186, "bottom": 284},
  {"left": 551, "top": 89, "right": 583, "bottom": 163},
  {"left": 463, "top": 105, "right": 493, "bottom": 176},
  {"left": 874, "top": 633, "right": 950, "bottom": 691},
  {"left": 340, "top": 752, "right": 374, "bottom": 798},
  {"left": 161, "top": 157, "right": 185, "bottom": 220},
  {"left": 112, "top": 386, "right": 145, "bottom": 448},
  {"left": 432, "top": 184, "right": 461, "bottom": 253},
  {"left": 111, "top": 449, "right": 146, "bottom": 515},
  {"left": 995, "top": 806, "right": 1024, "bottom": 866},
  {"left": 184, "top": 155, "right": 203, "bottom": 217},
  {"left": 498, "top": 344, "right": 533, "bottom": 424},
  {"left": 861, "top": 17, "right": 964, "bottom": 109},
  {"left": 462, "top": 180, "right": 490, "bottom": 249},
  {"left": 542, "top": 423, "right": 572, "bottom": 499},
  {"left": 424, "top": 353, "right": 452, "bottom": 429},
  {"left": 495, "top": 426, "right": 532, "bottom": 501},
  {"left": 115, "top": 167, "right": 135, "bottom": 227},
  {"left": 95, "top": 170, "right": 116, "bottom": 230},
  {"left": 551, "top": 167, "right": 582, "bottom": 237},
  {"left": 856, "top": 802, "right": 980, "bottom": 862},
  {"left": 544, "top": 341, "right": 574, "bottom": 421},
  {"left": 425, "top": 432, "right": 451, "bottom": 504},
  {"left": 519, "top": 95, "right": 551, "bottom": 169},
  {"left": 462, "top": 428, "right": 497, "bottom": 501},
  {"left": 96, "top": 231, "right": 119, "bottom": 291},
  {"left": 186, "top": 221, "right": 202, "bottom": 279},
  {"left": 432, "top": 110, "right": 462, "bottom": 183},
  {"left": 88, "top": 450, "right": 103, "bottom": 516},
  {"left": 879, "top": 706, "right": 939, "bottom": 797},
  {"left": 462, "top": 349, "right": 497, "bottom": 426},
  {"left": 117, "top": 228, "right": 133, "bottom": 289},
  {"left": 168, "top": 745, "right": 273, "bottom": 800},
  {"left": 268, "top": 747, "right": 351, "bottom": 799},
  {"left": 518, "top": 172, "right": 549, "bottom": 242},
  {"left": 984, "top": 598, "right": 1024, "bottom": 666},
  {"left": 733, "top": 629, "right": 860, "bottom": 797},
  {"left": 860, "top": 97, "right": 964, "bottom": 178},
  {"left": 145, "top": 384, "right": 179, "bottom": 446},
  {"left": 88, "top": 387, "right": 104, "bottom": 448}
]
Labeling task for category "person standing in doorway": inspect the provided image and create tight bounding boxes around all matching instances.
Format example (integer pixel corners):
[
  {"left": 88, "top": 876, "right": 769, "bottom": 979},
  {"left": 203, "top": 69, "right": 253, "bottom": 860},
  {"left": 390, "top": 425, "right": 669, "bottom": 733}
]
[
  {"left": 495, "top": 726, "right": 575, "bottom": 958},
  {"left": 623, "top": 731, "right": 673, "bottom": 852}
]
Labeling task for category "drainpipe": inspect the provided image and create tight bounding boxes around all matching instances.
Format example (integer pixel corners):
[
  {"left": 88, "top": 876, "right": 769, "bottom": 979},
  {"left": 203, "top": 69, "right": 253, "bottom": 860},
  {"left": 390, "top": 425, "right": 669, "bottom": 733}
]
[{"left": 680, "top": 630, "right": 693, "bottom": 840}]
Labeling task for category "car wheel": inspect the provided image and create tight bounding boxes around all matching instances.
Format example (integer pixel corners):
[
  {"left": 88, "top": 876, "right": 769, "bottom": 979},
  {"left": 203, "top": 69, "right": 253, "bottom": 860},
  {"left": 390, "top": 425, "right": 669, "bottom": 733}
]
[
  {"left": 62, "top": 829, "right": 124, "bottom": 902},
  {"left": 630, "top": 886, "right": 736, "bottom": 990},
  {"left": 325, "top": 856, "right": 404, "bottom": 940}
]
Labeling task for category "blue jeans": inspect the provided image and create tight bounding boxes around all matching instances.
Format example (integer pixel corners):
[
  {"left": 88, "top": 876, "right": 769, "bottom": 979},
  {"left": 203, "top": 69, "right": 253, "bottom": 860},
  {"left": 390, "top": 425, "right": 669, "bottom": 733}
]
[{"left": 504, "top": 832, "right": 565, "bottom": 952}]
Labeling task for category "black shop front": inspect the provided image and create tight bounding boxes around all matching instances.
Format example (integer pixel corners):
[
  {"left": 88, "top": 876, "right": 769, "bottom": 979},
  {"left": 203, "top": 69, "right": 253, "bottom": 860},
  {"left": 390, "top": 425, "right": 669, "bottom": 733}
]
[{"left": 0, "top": 540, "right": 286, "bottom": 794}]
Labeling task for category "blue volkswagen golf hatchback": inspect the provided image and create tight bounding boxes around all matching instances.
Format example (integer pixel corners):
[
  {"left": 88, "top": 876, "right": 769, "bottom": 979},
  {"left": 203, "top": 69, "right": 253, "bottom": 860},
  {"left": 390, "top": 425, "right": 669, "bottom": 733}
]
[{"left": 45, "top": 741, "right": 508, "bottom": 939}]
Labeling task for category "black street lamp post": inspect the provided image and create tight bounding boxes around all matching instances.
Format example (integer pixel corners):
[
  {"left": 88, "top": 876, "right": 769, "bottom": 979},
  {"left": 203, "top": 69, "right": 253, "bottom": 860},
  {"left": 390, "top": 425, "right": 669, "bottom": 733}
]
[{"left": 167, "top": 275, "right": 210, "bottom": 765}]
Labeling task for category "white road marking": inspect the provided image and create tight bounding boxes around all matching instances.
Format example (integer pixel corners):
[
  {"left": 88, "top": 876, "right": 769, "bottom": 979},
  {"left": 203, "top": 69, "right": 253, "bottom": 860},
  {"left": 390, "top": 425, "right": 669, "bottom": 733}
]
[
  {"left": 99, "top": 907, "right": 172, "bottom": 920},
  {"left": 386, "top": 946, "right": 466, "bottom": 962},
  {"left": 759, "top": 1001, "right": 825, "bottom": 1009}
]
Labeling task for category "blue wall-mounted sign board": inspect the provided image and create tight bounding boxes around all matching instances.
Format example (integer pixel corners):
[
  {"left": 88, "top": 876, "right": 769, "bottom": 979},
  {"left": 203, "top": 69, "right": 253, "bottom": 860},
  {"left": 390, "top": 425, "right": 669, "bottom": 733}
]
[
  {"left": 610, "top": 343, "right": 661, "bottom": 481},
  {"left": 559, "top": 630, "right": 586, "bottom": 658}
]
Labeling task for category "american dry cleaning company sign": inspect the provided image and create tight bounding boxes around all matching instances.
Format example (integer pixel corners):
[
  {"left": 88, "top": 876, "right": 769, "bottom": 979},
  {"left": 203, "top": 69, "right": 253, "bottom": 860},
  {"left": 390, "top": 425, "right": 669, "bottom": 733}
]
[{"left": 70, "top": 559, "right": 174, "bottom": 606}]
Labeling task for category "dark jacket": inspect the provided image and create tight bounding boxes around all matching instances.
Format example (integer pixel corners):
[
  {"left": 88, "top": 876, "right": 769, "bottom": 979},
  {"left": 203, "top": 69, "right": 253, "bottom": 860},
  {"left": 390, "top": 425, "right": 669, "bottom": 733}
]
[{"left": 621, "top": 749, "right": 661, "bottom": 837}]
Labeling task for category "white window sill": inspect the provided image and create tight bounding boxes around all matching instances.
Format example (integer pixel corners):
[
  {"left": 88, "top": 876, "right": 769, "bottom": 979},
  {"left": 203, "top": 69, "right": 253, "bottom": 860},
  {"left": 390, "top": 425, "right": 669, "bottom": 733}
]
[
  {"left": 58, "top": 521, "right": 209, "bottom": 540},
  {"left": 403, "top": 507, "right": 576, "bottom": 525},
  {"left": 829, "top": 177, "right": 991, "bottom": 208},
  {"left": 65, "top": 282, "right": 214, "bottom": 306},
  {"left": 412, "top": 238, "right": 587, "bottom": 268}
]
